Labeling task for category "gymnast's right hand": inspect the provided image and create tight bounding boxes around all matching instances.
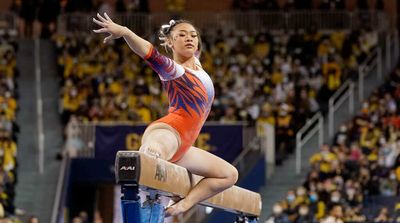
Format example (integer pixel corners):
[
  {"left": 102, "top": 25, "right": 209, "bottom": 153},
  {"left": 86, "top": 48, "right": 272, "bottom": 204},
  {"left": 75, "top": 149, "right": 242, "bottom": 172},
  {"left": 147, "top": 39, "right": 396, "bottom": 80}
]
[{"left": 93, "top": 12, "right": 127, "bottom": 44}]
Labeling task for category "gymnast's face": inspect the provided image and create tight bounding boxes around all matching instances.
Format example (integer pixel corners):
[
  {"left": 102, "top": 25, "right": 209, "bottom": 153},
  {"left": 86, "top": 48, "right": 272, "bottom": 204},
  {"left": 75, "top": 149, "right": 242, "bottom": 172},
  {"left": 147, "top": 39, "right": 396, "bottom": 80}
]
[{"left": 170, "top": 23, "right": 199, "bottom": 58}]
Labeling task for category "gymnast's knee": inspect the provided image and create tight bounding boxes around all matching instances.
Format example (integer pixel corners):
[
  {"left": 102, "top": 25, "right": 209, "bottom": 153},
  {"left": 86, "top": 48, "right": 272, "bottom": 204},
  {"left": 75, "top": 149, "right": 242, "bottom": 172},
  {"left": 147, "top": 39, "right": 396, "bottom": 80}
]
[
  {"left": 139, "top": 141, "right": 176, "bottom": 160},
  {"left": 227, "top": 166, "right": 239, "bottom": 186},
  {"left": 140, "top": 142, "right": 166, "bottom": 159}
]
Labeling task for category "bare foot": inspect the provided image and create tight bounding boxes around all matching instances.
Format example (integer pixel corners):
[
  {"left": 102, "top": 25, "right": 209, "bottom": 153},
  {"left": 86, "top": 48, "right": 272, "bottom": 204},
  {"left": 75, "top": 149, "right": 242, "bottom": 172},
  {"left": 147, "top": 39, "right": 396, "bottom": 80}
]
[{"left": 165, "top": 199, "right": 193, "bottom": 216}]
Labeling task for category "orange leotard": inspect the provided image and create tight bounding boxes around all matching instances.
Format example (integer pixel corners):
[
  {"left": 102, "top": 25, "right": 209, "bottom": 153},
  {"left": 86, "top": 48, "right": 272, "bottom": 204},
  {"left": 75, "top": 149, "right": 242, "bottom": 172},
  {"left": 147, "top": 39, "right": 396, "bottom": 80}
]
[{"left": 144, "top": 46, "right": 214, "bottom": 162}]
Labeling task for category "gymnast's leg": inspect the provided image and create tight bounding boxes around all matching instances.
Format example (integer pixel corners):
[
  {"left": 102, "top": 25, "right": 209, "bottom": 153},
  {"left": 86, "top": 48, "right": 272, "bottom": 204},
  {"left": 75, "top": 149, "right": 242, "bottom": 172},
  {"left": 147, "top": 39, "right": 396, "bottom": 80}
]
[
  {"left": 139, "top": 124, "right": 180, "bottom": 160},
  {"left": 166, "top": 146, "right": 239, "bottom": 216},
  {"left": 137, "top": 124, "right": 180, "bottom": 220}
]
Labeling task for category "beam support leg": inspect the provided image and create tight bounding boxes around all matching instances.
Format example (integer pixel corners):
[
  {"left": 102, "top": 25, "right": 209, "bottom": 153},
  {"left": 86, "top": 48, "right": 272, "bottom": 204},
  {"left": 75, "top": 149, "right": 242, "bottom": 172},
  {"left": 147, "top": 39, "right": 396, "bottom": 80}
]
[{"left": 120, "top": 185, "right": 166, "bottom": 223}]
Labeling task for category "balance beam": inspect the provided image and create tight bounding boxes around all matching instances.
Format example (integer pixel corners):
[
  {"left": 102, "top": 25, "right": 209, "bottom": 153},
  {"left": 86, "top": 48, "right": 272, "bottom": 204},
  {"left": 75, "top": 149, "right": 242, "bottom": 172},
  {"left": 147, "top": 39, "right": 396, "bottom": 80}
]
[{"left": 115, "top": 151, "right": 262, "bottom": 217}]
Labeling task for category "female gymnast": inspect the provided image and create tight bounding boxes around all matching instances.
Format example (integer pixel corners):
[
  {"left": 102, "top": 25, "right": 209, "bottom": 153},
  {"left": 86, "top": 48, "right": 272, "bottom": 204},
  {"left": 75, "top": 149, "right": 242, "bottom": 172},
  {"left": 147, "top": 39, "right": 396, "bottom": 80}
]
[{"left": 92, "top": 13, "right": 238, "bottom": 216}]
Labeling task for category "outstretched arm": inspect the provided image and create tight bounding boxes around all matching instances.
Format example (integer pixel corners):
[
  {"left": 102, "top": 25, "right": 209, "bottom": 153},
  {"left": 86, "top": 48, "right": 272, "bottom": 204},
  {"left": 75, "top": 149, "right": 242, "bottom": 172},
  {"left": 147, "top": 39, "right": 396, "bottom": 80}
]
[{"left": 93, "top": 13, "right": 151, "bottom": 58}]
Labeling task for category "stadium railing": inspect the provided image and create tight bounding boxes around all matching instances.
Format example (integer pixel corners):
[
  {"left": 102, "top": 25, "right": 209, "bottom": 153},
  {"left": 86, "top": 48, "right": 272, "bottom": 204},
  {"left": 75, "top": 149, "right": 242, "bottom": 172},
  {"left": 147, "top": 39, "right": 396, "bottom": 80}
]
[
  {"left": 358, "top": 47, "right": 383, "bottom": 102},
  {"left": 326, "top": 30, "right": 398, "bottom": 142},
  {"left": 328, "top": 80, "right": 355, "bottom": 138},
  {"left": 295, "top": 112, "right": 324, "bottom": 174},
  {"left": 51, "top": 156, "right": 71, "bottom": 223},
  {"left": 295, "top": 29, "right": 398, "bottom": 175},
  {"left": 385, "top": 30, "right": 399, "bottom": 72},
  {"left": 57, "top": 10, "right": 390, "bottom": 35}
]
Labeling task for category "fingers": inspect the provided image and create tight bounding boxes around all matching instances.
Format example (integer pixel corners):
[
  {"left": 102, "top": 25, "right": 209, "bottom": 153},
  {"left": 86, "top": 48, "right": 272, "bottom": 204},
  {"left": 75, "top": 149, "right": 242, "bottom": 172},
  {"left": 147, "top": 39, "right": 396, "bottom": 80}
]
[
  {"left": 164, "top": 207, "right": 174, "bottom": 217},
  {"left": 103, "top": 35, "right": 113, "bottom": 44},
  {"left": 165, "top": 206, "right": 182, "bottom": 217},
  {"left": 96, "top": 13, "right": 108, "bottom": 23},
  {"left": 103, "top": 13, "right": 113, "bottom": 22},
  {"left": 92, "top": 12, "right": 118, "bottom": 44},
  {"left": 93, "top": 28, "right": 107, "bottom": 33},
  {"left": 92, "top": 17, "right": 106, "bottom": 27}
]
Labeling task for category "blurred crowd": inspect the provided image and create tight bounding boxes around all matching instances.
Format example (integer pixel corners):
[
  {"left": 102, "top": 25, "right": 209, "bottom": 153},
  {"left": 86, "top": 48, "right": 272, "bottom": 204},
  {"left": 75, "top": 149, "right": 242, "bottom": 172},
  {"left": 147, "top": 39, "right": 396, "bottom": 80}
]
[
  {"left": 9, "top": 0, "right": 149, "bottom": 38},
  {"left": 233, "top": 0, "right": 384, "bottom": 11},
  {"left": 266, "top": 66, "right": 400, "bottom": 223},
  {"left": 54, "top": 27, "right": 376, "bottom": 163},
  {"left": 8, "top": 0, "right": 388, "bottom": 39},
  {"left": 0, "top": 35, "right": 21, "bottom": 222}
]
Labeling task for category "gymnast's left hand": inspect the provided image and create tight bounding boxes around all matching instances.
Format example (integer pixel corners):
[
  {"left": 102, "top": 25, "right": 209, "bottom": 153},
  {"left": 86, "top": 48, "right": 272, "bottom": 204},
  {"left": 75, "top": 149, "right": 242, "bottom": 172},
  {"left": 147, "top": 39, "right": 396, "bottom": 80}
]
[{"left": 92, "top": 12, "right": 127, "bottom": 44}]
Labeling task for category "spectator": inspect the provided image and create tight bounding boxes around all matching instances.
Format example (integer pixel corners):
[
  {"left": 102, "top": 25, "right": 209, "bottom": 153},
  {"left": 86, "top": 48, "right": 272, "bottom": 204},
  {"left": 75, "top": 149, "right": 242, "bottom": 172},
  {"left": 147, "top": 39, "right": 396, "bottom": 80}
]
[
  {"left": 60, "top": 115, "right": 84, "bottom": 158},
  {"left": 320, "top": 205, "right": 343, "bottom": 223},
  {"left": 374, "top": 207, "right": 391, "bottom": 222},
  {"left": 27, "top": 216, "right": 39, "bottom": 223},
  {"left": 277, "top": 62, "right": 400, "bottom": 222},
  {"left": 275, "top": 103, "right": 295, "bottom": 163},
  {"left": 294, "top": 204, "right": 314, "bottom": 223},
  {"left": 79, "top": 211, "right": 89, "bottom": 223},
  {"left": 307, "top": 190, "right": 326, "bottom": 220},
  {"left": 333, "top": 124, "right": 349, "bottom": 146},
  {"left": 265, "top": 203, "right": 289, "bottom": 223},
  {"left": 379, "top": 170, "right": 398, "bottom": 196},
  {"left": 0, "top": 37, "right": 19, "bottom": 219},
  {"left": 393, "top": 203, "right": 400, "bottom": 222},
  {"left": 309, "top": 144, "right": 338, "bottom": 180}
]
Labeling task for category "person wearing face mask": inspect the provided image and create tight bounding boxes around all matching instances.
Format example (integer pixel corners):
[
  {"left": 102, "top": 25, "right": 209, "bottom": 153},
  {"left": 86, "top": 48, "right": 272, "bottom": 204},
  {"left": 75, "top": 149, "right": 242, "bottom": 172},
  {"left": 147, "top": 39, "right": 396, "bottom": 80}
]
[
  {"left": 334, "top": 124, "right": 348, "bottom": 146},
  {"left": 328, "top": 191, "right": 343, "bottom": 209},
  {"left": 286, "top": 191, "right": 296, "bottom": 204},
  {"left": 62, "top": 86, "right": 81, "bottom": 125},
  {"left": 308, "top": 190, "right": 327, "bottom": 221},
  {"left": 92, "top": 14, "right": 238, "bottom": 216},
  {"left": 379, "top": 170, "right": 398, "bottom": 196},
  {"left": 294, "top": 204, "right": 314, "bottom": 223},
  {"left": 378, "top": 136, "right": 398, "bottom": 168},
  {"left": 265, "top": 203, "right": 289, "bottom": 223},
  {"left": 281, "top": 190, "right": 300, "bottom": 222}
]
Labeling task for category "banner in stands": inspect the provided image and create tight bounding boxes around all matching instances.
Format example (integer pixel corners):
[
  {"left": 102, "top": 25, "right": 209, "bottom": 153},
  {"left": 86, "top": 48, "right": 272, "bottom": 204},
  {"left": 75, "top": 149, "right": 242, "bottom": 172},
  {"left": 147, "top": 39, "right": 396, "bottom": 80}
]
[{"left": 95, "top": 124, "right": 243, "bottom": 163}]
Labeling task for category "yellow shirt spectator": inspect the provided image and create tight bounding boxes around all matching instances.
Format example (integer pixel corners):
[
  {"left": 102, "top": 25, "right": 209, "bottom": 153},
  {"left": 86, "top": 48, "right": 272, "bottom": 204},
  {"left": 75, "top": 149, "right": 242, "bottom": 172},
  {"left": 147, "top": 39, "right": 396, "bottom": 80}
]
[
  {"left": 137, "top": 106, "right": 151, "bottom": 123},
  {"left": 310, "top": 150, "right": 337, "bottom": 173},
  {"left": 110, "top": 81, "right": 122, "bottom": 95},
  {"left": 330, "top": 31, "right": 345, "bottom": 50},
  {"left": 315, "top": 201, "right": 326, "bottom": 220},
  {"left": 254, "top": 42, "right": 270, "bottom": 59},
  {"left": 63, "top": 94, "right": 81, "bottom": 112},
  {"left": 322, "top": 61, "right": 341, "bottom": 90},
  {"left": 360, "top": 128, "right": 380, "bottom": 149},
  {"left": 2, "top": 140, "right": 16, "bottom": 171}
]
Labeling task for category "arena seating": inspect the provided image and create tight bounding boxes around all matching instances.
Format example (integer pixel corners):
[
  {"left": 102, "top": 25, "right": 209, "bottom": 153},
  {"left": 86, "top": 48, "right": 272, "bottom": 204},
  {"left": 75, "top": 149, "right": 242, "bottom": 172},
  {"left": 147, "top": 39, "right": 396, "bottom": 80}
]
[
  {"left": 0, "top": 34, "right": 20, "bottom": 220},
  {"left": 266, "top": 65, "right": 400, "bottom": 223}
]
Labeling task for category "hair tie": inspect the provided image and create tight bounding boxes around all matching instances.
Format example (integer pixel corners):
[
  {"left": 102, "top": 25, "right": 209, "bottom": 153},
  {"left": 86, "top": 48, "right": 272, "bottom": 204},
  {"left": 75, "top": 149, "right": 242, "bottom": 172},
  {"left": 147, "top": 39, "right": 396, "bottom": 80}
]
[
  {"left": 169, "top": 20, "right": 176, "bottom": 27},
  {"left": 161, "top": 20, "right": 177, "bottom": 35}
]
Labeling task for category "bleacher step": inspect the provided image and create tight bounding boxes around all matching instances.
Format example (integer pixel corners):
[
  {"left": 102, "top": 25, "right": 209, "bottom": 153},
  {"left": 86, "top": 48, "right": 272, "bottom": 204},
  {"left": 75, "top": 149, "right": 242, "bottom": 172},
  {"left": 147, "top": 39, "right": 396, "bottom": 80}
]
[{"left": 15, "top": 39, "right": 63, "bottom": 223}]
